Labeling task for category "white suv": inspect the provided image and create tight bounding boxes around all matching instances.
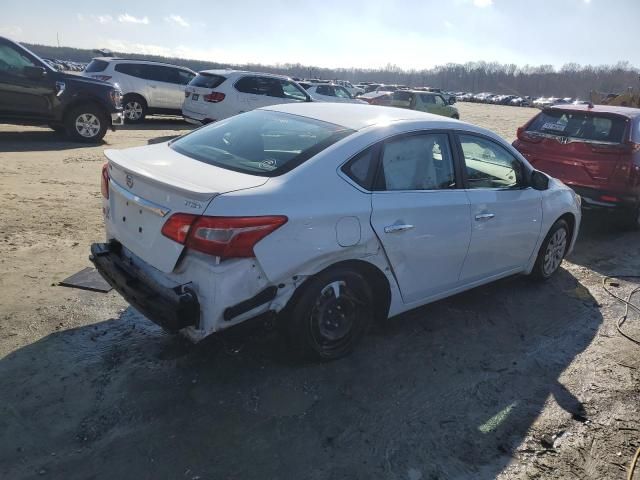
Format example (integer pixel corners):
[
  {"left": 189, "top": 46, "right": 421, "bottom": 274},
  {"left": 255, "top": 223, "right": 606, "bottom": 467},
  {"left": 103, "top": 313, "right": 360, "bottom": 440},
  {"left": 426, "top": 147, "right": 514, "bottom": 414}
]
[
  {"left": 182, "top": 70, "right": 311, "bottom": 124},
  {"left": 83, "top": 58, "right": 196, "bottom": 123}
]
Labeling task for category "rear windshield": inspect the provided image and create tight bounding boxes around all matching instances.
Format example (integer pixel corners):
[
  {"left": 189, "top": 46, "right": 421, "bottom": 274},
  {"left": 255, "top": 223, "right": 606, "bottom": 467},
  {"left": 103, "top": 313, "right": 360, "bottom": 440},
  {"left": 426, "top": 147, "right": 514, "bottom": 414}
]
[
  {"left": 189, "top": 73, "right": 226, "bottom": 89},
  {"left": 393, "top": 91, "right": 412, "bottom": 101},
  {"left": 85, "top": 59, "right": 108, "bottom": 73},
  {"left": 526, "top": 110, "right": 628, "bottom": 143},
  {"left": 170, "top": 110, "right": 354, "bottom": 177}
]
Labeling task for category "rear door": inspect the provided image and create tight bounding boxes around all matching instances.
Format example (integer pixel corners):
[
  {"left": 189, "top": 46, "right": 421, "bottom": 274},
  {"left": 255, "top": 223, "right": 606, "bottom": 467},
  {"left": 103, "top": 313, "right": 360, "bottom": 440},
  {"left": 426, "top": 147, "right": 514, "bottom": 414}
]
[
  {"left": 162, "top": 67, "right": 195, "bottom": 110},
  {"left": 0, "top": 40, "right": 56, "bottom": 119},
  {"left": 516, "top": 109, "right": 630, "bottom": 188},
  {"left": 370, "top": 131, "right": 472, "bottom": 303},
  {"left": 455, "top": 133, "right": 542, "bottom": 282}
]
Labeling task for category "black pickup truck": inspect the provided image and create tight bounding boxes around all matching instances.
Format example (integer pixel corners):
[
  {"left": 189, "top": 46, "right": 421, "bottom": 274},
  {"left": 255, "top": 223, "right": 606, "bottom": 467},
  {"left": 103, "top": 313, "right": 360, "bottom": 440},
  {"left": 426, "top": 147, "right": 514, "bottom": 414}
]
[{"left": 0, "top": 37, "right": 123, "bottom": 142}]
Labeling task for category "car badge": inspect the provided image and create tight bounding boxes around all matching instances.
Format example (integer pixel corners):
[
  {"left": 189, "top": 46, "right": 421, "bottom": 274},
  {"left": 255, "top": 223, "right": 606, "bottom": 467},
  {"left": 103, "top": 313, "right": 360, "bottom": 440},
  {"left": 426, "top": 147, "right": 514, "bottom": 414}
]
[
  {"left": 558, "top": 136, "right": 570, "bottom": 145},
  {"left": 126, "top": 174, "right": 134, "bottom": 189}
]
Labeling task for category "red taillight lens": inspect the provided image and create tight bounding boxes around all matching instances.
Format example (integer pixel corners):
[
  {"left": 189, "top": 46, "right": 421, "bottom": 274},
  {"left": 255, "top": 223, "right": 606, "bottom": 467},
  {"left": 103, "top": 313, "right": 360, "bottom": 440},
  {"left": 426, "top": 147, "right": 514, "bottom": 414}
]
[
  {"left": 161, "top": 215, "right": 287, "bottom": 259},
  {"left": 600, "top": 195, "right": 620, "bottom": 203},
  {"left": 101, "top": 163, "right": 110, "bottom": 199},
  {"left": 517, "top": 127, "right": 542, "bottom": 143},
  {"left": 161, "top": 213, "right": 199, "bottom": 244},
  {"left": 203, "top": 91, "right": 225, "bottom": 103}
]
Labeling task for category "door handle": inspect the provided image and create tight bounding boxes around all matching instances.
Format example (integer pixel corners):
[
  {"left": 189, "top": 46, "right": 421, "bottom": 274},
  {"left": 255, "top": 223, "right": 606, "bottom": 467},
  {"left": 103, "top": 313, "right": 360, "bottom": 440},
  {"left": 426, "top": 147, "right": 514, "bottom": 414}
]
[
  {"left": 384, "top": 224, "right": 414, "bottom": 233},
  {"left": 475, "top": 213, "right": 495, "bottom": 221},
  {"left": 150, "top": 85, "right": 157, "bottom": 89}
]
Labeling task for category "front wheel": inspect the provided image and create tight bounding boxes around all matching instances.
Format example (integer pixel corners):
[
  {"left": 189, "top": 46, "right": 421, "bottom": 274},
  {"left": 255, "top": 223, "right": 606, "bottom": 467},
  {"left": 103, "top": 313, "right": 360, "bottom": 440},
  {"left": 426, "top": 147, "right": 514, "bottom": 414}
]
[
  {"left": 284, "top": 267, "right": 373, "bottom": 361},
  {"left": 531, "top": 219, "right": 570, "bottom": 280},
  {"left": 64, "top": 105, "right": 108, "bottom": 143}
]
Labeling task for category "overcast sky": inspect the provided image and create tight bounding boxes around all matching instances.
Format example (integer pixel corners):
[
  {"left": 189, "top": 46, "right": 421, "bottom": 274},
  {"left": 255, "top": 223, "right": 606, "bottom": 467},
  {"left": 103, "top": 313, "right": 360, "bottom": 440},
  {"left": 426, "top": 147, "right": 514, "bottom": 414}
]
[{"left": 1, "top": 0, "right": 638, "bottom": 70}]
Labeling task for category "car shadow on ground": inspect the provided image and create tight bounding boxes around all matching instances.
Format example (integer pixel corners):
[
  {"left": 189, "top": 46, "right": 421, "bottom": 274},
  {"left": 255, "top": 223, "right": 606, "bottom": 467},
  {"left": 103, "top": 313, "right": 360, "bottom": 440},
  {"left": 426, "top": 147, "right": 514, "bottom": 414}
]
[
  {"left": 0, "top": 266, "right": 601, "bottom": 479},
  {"left": 0, "top": 130, "right": 99, "bottom": 153},
  {"left": 119, "top": 117, "right": 194, "bottom": 131},
  {"left": 567, "top": 209, "right": 640, "bottom": 277}
]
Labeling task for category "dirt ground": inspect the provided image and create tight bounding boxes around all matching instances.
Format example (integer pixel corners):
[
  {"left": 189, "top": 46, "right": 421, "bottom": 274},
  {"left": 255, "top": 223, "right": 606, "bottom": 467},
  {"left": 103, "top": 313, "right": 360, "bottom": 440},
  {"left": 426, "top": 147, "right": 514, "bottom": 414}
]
[{"left": 0, "top": 103, "right": 638, "bottom": 480}]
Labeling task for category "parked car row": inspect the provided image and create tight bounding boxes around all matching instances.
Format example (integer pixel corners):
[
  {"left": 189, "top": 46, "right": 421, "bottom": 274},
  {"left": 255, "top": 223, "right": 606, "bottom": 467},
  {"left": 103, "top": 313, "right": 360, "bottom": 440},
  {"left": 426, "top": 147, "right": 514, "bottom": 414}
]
[
  {"left": 455, "top": 91, "right": 590, "bottom": 109},
  {"left": 43, "top": 58, "right": 87, "bottom": 72}
]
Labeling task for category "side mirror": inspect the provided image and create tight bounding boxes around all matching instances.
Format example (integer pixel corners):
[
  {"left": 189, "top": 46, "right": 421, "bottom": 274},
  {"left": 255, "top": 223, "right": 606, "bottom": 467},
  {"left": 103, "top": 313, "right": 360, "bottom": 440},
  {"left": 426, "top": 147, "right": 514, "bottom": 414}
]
[
  {"left": 306, "top": 95, "right": 313, "bottom": 102},
  {"left": 23, "top": 66, "right": 46, "bottom": 79},
  {"left": 448, "top": 97, "right": 456, "bottom": 105},
  {"left": 530, "top": 170, "right": 549, "bottom": 190}
]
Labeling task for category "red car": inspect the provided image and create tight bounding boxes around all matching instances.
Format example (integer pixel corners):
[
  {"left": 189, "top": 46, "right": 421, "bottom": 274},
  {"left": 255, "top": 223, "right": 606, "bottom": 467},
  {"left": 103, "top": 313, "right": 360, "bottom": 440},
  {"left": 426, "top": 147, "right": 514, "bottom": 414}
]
[{"left": 513, "top": 104, "right": 640, "bottom": 227}]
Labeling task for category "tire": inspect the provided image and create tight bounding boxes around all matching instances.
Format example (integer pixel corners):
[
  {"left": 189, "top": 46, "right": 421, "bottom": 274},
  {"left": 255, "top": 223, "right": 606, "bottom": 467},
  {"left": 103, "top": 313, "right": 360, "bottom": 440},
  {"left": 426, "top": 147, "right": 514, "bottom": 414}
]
[
  {"left": 452, "top": 114, "right": 460, "bottom": 120},
  {"left": 531, "top": 219, "right": 570, "bottom": 280},
  {"left": 64, "top": 104, "right": 108, "bottom": 143},
  {"left": 122, "top": 94, "right": 147, "bottom": 124},
  {"left": 284, "top": 267, "right": 374, "bottom": 361}
]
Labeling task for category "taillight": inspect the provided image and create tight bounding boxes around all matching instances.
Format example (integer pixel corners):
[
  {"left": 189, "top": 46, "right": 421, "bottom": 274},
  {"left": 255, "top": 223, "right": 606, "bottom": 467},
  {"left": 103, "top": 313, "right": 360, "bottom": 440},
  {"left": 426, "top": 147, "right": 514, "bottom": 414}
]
[
  {"left": 101, "top": 163, "right": 110, "bottom": 199},
  {"left": 203, "top": 91, "right": 225, "bottom": 103},
  {"left": 92, "top": 75, "right": 112, "bottom": 82},
  {"left": 517, "top": 127, "right": 542, "bottom": 143},
  {"left": 161, "top": 215, "right": 287, "bottom": 259}
]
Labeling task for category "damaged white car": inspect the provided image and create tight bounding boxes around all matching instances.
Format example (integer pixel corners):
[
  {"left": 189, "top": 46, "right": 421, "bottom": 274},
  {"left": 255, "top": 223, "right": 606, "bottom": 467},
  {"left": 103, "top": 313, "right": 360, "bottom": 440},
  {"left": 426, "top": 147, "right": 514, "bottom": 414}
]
[{"left": 91, "top": 103, "right": 581, "bottom": 360}]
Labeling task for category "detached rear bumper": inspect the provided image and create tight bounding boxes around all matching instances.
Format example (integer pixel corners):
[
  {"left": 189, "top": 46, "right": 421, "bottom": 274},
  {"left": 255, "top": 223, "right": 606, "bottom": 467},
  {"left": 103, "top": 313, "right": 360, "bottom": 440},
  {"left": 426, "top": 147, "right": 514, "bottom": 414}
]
[{"left": 89, "top": 241, "right": 199, "bottom": 332}]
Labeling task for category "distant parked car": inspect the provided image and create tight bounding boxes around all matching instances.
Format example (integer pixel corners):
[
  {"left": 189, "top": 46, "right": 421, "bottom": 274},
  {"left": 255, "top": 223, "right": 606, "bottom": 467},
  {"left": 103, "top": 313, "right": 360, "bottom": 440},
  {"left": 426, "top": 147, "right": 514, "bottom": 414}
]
[
  {"left": 334, "top": 80, "right": 364, "bottom": 96},
  {"left": 510, "top": 96, "right": 532, "bottom": 107},
  {"left": 82, "top": 58, "right": 196, "bottom": 123},
  {"left": 390, "top": 90, "right": 459, "bottom": 119},
  {"left": 182, "top": 70, "right": 311, "bottom": 124},
  {"left": 358, "top": 91, "right": 393, "bottom": 106},
  {"left": 92, "top": 103, "right": 580, "bottom": 360},
  {"left": 0, "top": 36, "right": 123, "bottom": 142},
  {"left": 306, "top": 84, "right": 367, "bottom": 104},
  {"left": 513, "top": 104, "right": 640, "bottom": 228}
]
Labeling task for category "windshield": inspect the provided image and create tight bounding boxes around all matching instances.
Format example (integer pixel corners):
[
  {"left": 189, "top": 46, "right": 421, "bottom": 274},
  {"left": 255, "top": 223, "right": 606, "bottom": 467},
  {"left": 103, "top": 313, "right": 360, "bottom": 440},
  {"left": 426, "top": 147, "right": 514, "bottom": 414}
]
[
  {"left": 170, "top": 110, "right": 354, "bottom": 176},
  {"left": 526, "top": 110, "right": 628, "bottom": 143},
  {"left": 85, "top": 59, "right": 108, "bottom": 73},
  {"left": 189, "top": 73, "right": 226, "bottom": 88}
]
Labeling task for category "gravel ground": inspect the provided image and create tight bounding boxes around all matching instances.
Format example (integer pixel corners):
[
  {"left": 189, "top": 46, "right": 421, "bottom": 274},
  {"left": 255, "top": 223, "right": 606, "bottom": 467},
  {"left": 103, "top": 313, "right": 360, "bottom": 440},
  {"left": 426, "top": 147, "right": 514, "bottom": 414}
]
[{"left": 0, "top": 103, "right": 638, "bottom": 480}]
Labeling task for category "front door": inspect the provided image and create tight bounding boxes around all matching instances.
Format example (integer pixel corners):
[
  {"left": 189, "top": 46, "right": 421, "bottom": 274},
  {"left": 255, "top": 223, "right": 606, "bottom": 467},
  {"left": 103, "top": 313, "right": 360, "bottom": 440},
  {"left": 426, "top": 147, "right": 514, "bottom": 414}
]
[
  {"left": 370, "top": 132, "right": 472, "bottom": 304},
  {"left": 456, "top": 133, "right": 543, "bottom": 282},
  {"left": 0, "top": 41, "right": 55, "bottom": 119}
]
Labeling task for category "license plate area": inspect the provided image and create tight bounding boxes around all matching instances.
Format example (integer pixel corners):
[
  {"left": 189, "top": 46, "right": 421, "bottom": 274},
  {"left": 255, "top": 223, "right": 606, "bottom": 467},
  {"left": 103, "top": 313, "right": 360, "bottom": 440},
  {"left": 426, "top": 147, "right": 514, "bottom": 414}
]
[
  {"left": 110, "top": 188, "right": 167, "bottom": 248},
  {"left": 192, "top": 94, "right": 199, "bottom": 101}
]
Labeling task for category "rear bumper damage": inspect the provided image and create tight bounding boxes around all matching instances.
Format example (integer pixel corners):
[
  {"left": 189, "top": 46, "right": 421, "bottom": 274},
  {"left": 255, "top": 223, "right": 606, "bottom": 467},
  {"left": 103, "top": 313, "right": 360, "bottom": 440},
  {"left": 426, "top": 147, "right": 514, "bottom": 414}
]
[{"left": 90, "top": 241, "right": 200, "bottom": 332}]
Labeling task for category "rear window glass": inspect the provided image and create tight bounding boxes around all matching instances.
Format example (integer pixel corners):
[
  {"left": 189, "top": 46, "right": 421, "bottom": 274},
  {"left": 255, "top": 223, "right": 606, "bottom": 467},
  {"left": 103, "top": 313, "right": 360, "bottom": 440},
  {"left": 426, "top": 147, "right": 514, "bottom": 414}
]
[
  {"left": 85, "top": 59, "right": 108, "bottom": 73},
  {"left": 190, "top": 73, "right": 226, "bottom": 89},
  {"left": 170, "top": 110, "right": 354, "bottom": 177},
  {"left": 527, "top": 110, "right": 628, "bottom": 143},
  {"left": 393, "top": 91, "right": 412, "bottom": 101}
]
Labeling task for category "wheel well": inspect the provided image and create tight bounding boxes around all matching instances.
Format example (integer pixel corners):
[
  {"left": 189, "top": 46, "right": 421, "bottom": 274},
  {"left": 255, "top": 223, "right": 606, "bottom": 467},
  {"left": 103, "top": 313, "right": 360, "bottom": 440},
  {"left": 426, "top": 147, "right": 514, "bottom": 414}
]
[
  {"left": 123, "top": 93, "right": 148, "bottom": 107},
  {"left": 311, "top": 259, "right": 392, "bottom": 322},
  {"left": 63, "top": 99, "right": 109, "bottom": 123},
  {"left": 557, "top": 212, "right": 576, "bottom": 251}
]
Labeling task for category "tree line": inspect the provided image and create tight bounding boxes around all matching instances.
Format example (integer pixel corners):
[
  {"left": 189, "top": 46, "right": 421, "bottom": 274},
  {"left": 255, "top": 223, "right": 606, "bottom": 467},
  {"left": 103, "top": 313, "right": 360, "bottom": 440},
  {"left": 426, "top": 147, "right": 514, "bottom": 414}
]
[{"left": 26, "top": 43, "right": 640, "bottom": 98}]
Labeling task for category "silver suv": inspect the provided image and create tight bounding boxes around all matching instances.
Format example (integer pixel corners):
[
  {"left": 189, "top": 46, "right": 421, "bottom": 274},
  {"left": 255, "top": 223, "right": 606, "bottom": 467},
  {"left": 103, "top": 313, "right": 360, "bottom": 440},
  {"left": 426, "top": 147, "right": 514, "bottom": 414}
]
[{"left": 83, "top": 58, "right": 196, "bottom": 123}]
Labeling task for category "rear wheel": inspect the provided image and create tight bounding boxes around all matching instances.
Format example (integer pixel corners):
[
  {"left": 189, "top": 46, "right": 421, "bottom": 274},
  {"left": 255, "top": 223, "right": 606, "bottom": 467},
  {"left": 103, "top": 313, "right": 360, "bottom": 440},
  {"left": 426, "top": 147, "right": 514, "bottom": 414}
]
[
  {"left": 284, "top": 267, "right": 373, "bottom": 361},
  {"left": 531, "top": 219, "right": 570, "bottom": 280},
  {"left": 64, "top": 104, "right": 108, "bottom": 143},
  {"left": 122, "top": 94, "right": 147, "bottom": 123}
]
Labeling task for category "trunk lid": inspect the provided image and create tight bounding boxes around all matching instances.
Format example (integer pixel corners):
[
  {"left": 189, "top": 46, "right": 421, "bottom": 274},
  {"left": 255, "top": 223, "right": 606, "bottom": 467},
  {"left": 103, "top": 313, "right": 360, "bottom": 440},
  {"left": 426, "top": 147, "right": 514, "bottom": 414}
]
[{"left": 104, "top": 142, "right": 268, "bottom": 272}]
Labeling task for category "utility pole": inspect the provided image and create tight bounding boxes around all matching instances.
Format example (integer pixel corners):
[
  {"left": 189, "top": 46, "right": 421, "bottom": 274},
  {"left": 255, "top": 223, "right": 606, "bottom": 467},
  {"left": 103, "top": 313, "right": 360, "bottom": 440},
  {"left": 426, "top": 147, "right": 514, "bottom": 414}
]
[{"left": 56, "top": 32, "right": 60, "bottom": 47}]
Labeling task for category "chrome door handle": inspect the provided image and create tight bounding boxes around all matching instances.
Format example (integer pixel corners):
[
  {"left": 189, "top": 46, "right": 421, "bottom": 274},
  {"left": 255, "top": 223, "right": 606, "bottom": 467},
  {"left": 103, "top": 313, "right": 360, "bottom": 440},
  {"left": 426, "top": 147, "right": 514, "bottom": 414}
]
[
  {"left": 384, "top": 224, "right": 414, "bottom": 233},
  {"left": 475, "top": 213, "right": 495, "bottom": 221}
]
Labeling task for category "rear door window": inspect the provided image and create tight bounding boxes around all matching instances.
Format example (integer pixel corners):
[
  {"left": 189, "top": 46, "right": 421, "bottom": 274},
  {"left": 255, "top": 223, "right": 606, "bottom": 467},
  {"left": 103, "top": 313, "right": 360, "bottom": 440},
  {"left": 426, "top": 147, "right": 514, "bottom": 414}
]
[
  {"left": 114, "top": 63, "right": 145, "bottom": 78},
  {"left": 526, "top": 110, "right": 628, "bottom": 143},
  {"left": 235, "top": 76, "right": 282, "bottom": 97}
]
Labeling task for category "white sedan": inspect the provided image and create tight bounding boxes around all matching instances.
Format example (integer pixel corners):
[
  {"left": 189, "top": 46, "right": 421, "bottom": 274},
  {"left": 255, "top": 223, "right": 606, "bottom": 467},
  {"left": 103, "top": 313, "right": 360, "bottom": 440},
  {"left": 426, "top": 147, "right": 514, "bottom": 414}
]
[
  {"left": 91, "top": 103, "right": 581, "bottom": 361},
  {"left": 306, "top": 84, "right": 368, "bottom": 104}
]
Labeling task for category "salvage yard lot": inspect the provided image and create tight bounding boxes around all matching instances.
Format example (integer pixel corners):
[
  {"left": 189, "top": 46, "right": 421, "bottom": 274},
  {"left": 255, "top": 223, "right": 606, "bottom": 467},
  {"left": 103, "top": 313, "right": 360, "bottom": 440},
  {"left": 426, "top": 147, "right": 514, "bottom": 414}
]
[{"left": 1, "top": 103, "right": 639, "bottom": 479}]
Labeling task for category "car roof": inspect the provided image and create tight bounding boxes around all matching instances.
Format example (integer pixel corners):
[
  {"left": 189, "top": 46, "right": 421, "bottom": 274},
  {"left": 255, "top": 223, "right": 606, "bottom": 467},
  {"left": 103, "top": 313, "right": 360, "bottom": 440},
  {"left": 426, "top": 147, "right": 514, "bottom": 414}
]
[
  {"left": 92, "top": 57, "right": 193, "bottom": 70},
  {"left": 198, "top": 69, "right": 293, "bottom": 80},
  {"left": 548, "top": 104, "right": 640, "bottom": 118},
  {"left": 261, "top": 103, "right": 463, "bottom": 131}
]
